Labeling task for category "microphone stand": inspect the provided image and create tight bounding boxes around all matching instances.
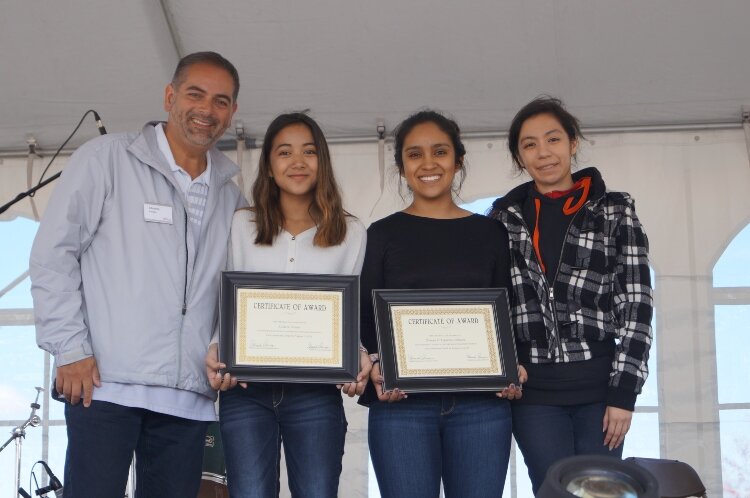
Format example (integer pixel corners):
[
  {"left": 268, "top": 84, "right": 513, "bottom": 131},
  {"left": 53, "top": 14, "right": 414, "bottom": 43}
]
[
  {"left": 0, "top": 173, "right": 61, "bottom": 215},
  {"left": 0, "top": 387, "right": 43, "bottom": 498}
]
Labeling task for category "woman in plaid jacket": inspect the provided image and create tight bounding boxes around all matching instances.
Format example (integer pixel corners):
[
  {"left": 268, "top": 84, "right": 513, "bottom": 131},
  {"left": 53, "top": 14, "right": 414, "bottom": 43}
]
[{"left": 489, "top": 96, "right": 653, "bottom": 493}]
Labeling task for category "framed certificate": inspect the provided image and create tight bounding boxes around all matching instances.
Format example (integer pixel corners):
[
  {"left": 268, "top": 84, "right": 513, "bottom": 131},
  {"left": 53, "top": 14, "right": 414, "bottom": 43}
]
[
  {"left": 220, "top": 271, "right": 359, "bottom": 383},
  {"left": 372, "top": 288, "right": 518, "bottom": 392}
]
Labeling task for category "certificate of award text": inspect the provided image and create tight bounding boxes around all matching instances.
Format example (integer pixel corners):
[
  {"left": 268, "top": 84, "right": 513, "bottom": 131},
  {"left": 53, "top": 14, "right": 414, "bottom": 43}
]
[
  {"left": 235, "top": 288, "right": 342, "bottom": 368},
  {"left": 390, "top": 304, "right": 503, "bottom": 378}
]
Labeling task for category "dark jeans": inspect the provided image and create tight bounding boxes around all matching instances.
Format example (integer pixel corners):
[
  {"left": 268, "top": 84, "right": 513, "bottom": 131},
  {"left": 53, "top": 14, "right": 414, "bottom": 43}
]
[
  {"left": 219, "top": 383, "right": 347, "bottom": 498},
  {"left": 512, "top": 402, "right": 625, "bottom": 494},
  {"left": 63, "top": 400, "right": 208, "bottom": 498},
  {"left": 368, "top": 393, "right": 512, "bottom": 498}
]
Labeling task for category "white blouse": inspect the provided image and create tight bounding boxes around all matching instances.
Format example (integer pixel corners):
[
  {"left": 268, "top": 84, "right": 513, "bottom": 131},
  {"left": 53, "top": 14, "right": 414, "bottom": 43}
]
[{"left": 226, "top": 209, "right": 367, "bottom": 275}]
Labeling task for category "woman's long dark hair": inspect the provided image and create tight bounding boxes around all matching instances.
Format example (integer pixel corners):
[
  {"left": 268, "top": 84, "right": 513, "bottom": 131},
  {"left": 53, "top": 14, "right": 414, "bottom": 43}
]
[{"left": 251, "top": 113, "right": 347, "bottom": 247}]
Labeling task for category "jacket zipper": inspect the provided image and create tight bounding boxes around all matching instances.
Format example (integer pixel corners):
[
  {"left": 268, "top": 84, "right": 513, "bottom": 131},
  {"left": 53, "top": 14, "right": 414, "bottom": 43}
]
[
  {"left": 547, "top": 205, "right": 587, "bottom": 360},
  {"left": 176, "top": 208, "right": 188, "bottom": 387},
  {"left": 508, "top": 209, "right": 557, "bottom": 342},
  {"left": 182, "top": 209, "right": 188, "bottom": 315},
  {"left": 508, "top": 202, "right": 587, "bottom": 360}
]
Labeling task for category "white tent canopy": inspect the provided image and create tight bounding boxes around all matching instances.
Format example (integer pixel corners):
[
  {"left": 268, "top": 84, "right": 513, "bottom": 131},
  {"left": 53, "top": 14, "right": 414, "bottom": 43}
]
[
  {"left": 1, "top": 2, "right": 750, "bottom": 498},
  {"left": 2, "top": 1, "right": 750, "bottom": 154}
]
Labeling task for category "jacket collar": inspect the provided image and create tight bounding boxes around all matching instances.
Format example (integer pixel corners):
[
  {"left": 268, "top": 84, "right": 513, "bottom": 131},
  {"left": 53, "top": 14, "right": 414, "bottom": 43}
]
[
  {"left": 492, "top": 166, "right": 607, "bottom": 212},
  {"left": 128, "top": 121, "right": 240, "bottom": 187}
]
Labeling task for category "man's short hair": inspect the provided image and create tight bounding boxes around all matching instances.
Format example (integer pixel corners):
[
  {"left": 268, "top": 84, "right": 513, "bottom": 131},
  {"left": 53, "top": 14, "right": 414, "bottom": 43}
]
[{"left": 172, "top": 51, "right": 240, "bottom": 101}]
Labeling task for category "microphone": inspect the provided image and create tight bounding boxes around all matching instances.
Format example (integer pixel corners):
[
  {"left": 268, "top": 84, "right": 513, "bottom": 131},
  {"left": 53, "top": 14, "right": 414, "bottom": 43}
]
[
  {"left": 35, "top": 461, "right": 63, "bottom": 497},
  {"left": 92, "top": 111, "right": 107, "bottom": 135}
]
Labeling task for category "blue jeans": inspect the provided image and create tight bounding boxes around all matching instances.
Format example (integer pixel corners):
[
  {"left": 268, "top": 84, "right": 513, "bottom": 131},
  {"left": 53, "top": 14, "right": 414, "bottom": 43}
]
[
  {"left": 219, "top": 383, "right": 346, "bottom": 498},
  {"left": 512, "top": 402, "right": 625, "bottom": 494},
  {"left": 368, "top": 393, "right": 512, "bottom": 498},
  {"left": 63, "top": 400, "right": 208, "bottom": 498}
]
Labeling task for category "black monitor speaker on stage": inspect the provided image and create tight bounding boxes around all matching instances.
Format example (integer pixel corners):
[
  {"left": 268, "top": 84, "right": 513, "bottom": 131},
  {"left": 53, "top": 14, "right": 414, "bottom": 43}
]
[
  {"left": 625, "top": 457, "right": 707, "bottom": 498},
  {"left": 537, "top": 455, "right": 660, "bottom": 498}
]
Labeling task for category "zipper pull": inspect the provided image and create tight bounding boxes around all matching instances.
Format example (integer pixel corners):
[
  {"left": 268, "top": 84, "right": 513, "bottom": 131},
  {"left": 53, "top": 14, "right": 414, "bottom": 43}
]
[
  {"left": 182, "top": 304, "right": 187, "bottom": 315},
  {"left": 549, "top": 287, "right": 555, "bottom": 302}
]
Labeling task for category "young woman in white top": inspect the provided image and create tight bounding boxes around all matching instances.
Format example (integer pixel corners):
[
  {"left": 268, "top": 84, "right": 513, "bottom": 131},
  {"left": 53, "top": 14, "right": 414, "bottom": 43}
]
[{"left": 205, "top": 113, "right": 369, "bottom": 498}]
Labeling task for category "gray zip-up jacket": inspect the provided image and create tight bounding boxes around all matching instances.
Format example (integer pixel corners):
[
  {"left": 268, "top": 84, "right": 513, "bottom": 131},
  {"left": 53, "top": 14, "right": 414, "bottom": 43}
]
[{"left": 30, "top": 122, "right": 246, "bottom": 398}]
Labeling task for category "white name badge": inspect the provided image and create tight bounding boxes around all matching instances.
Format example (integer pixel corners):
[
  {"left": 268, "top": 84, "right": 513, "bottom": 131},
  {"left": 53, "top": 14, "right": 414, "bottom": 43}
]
[{"left": 143, "top": 203, "right": 173, "bottom": 224}]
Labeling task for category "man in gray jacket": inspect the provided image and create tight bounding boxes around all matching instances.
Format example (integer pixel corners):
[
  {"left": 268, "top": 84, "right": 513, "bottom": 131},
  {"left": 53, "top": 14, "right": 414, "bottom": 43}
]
[{"left": 30, "top": 51, "right": 244, "bottom": 498}]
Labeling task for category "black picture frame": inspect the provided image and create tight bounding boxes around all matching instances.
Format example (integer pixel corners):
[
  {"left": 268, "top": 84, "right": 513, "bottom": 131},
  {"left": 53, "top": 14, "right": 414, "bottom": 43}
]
[
  {"left": 372, "top": 288, "right": 518, "bottom": 393},
  {"left": 220, "top": 271, "right": 359, "bottom": 383}
]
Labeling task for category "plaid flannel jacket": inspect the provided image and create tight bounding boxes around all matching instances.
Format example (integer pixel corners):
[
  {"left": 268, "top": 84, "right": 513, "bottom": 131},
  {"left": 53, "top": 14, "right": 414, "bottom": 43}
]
[{"left": 489, "top": 167, "right": 653, "bottom": 407}]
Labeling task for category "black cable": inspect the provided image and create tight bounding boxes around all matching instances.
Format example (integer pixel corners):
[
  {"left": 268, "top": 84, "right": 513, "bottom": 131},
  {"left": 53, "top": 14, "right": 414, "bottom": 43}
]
[
  {"left": 0, "top": 109, "right": 106, "bottom": 215},
  {"left": 30, "top": 463, "right": 41, "bottom": 496},
  {"left": 17, "top": 423, "right": 46, "bottom": 498},
  {"left": 29, "top": 460, "right": 64, "bottom": 497},
  {"left": 36, "top": 109, "right": 98, "bottom": 188}
]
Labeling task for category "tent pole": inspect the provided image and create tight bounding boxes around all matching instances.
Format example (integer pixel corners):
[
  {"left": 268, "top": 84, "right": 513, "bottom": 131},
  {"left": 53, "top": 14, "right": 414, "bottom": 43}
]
[{"left": 742, "top": 107, "right": 750, "bottom": 170}]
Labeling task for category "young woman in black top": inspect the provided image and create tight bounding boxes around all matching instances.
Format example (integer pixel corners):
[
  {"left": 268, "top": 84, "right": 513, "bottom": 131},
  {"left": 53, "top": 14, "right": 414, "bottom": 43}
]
[{"left": 360, "top": 110, "right": 525, "bottom": 498}]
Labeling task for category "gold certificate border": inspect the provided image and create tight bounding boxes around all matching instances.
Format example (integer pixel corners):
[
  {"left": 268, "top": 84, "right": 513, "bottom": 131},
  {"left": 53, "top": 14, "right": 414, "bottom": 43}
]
[
  {"left": 236, "top": 288, "right": 342, "bottom": 366},
  {"left": 391, "top": 305, "right": 501, "bottom": 377}
]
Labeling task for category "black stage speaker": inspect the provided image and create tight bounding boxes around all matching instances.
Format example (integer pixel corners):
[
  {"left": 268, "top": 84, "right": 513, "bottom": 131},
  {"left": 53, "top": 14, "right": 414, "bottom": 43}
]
[{"left": 537, "top": 455, "right": 660, "bottom": 498}]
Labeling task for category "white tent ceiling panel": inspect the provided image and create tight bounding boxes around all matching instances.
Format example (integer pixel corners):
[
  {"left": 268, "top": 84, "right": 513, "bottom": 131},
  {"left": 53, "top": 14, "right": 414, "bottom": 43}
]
[
  {"left": 1, "top": 1, "right": 177, "bottom": 151},
  {"left": 2, "top": 1, "right": 750, "bottom": 154},
  {"left": 168, "top": 0, "right": 552, "bottom": 137},
  {"left": 146, "top": 0, "right": 750, "bottom": 132}
]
